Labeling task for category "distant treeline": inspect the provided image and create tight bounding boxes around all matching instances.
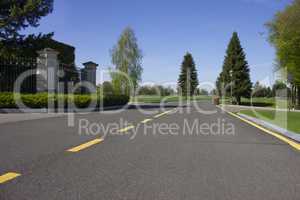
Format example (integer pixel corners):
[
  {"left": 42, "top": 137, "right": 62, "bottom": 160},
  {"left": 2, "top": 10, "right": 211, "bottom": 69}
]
[{"left": 252, "top": 81, "right": 289, "bottom": 98}]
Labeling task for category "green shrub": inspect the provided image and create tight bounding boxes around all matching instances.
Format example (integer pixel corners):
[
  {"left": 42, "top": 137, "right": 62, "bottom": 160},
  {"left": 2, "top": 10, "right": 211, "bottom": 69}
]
[
  {"left": 73, "top": 95, "right": 95, "bottom": 108},
  {"left": 0, "top": 93, "right": 16, "bottom": 108},
  {"left": 102, "top": 95, "right": 130, "bottom": 107},
  {"left": 0, "top": 93, "right": 129, "bottom": 109},
  {"left": 21, "top": 93, "right": 50, "bottom": 108}
]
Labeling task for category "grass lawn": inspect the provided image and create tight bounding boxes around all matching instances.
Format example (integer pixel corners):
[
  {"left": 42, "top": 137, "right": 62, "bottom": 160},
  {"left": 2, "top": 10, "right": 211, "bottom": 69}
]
[
  {"left": 239, "top": 109, "right": 300, "bottom": 133},
  {"left": 222, "top": 97, "right": 288, "bottom": 109},
  {"left": 131, "top": 95, "right": 211, "bottom": 104}
]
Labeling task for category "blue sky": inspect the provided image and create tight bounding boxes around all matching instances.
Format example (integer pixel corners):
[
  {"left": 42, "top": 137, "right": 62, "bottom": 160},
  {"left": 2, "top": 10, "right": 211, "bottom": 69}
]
[{"left": 24, "top": 0, "right": 291, "bottom": 88}]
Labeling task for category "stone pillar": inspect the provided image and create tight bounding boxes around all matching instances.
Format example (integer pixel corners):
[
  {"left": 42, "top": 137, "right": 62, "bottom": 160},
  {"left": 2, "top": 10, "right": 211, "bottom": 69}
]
[
  {"left": 36, "top": 48, "right": 59, "bottom": 93},
  {"left": 82, "top": 61, "right": 98, "bottom": 93}
]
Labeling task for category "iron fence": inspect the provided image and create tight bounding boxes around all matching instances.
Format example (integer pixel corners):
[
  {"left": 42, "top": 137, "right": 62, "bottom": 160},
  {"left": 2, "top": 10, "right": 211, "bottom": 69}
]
[
  {"left": 59, "top": 63, "right": 80, "bottom": 94},
  {"left": 0, "top": 57, "right": 83, "bottom": 94},
  {"left": 0, "top": 57, "right": 37, "bottom": 93}
]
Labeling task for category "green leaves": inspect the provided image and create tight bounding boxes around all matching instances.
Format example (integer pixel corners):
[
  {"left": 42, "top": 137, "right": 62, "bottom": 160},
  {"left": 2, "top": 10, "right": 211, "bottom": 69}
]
[
  {"left": 0, "top": 0, "right": 53, "bottom": 40},
  {"left": 0, "top": 0, "right": 54, "bottom": 57},
  {"left": 111, "top": 27, "right": 143, "bottom": 95},
  {"left": 267, "top": 0, "right": 300, "bottom": 85}
]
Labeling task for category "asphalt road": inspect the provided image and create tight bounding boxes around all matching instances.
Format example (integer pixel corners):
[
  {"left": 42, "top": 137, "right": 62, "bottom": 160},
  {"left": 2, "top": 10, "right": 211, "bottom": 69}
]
[{"left": 0, "top": 101, "right": 300, "bottom": 200}]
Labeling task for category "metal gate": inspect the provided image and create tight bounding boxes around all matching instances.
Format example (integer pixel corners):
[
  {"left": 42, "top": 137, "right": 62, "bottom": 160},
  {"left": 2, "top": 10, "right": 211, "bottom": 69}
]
[{"left": 0, "top": 57, "right": 37, "bottom": 93}]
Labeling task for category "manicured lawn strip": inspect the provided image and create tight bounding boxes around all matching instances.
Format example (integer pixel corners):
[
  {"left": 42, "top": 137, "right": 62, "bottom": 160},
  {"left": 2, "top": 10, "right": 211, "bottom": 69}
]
[
  {"left": 239, "top": 109, "right": 300, "bottom": 134},
  {"left": 132, "top": 95, "right": 211, "bottom": 103},
  {"left": 221, "top": 97, "right": 288, "bottom": 109}
]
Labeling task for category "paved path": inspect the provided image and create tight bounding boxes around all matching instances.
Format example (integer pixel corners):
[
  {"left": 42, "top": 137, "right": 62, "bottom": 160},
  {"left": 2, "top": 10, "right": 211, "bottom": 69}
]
[{"left": 0, "top": 102, "right": 300, "bottom": 200}]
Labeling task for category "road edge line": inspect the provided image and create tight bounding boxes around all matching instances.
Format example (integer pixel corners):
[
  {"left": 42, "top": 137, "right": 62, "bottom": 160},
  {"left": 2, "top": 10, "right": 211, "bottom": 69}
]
[{"left": 217, "top": 106, "right": 300, "bottom": 151}]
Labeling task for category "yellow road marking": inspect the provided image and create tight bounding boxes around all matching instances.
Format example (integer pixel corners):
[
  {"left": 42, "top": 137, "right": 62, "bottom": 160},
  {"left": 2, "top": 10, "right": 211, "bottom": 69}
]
[
  {"left": 154, "top": 110, "right": 173, "bottom": 118},
  {"left": 141, "top": 119, "right": 153, "bottom": 124},
  {"left": 0, "top": 172, "right": 21, "bottom": 184},
  {"left": 67, "top": 138, "right": 104, "bottom": 152},
  {"left": 118, "top": 125, "right": 135, "bottom": 133},
  {"left": 223, "top": 109, "right": 300, "bottom": 151}
]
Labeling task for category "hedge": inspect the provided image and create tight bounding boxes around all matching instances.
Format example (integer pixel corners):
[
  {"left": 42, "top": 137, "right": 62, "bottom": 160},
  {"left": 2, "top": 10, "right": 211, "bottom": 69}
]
[{"left": 0, "top": 93, "right": 129, "bottom": 109}]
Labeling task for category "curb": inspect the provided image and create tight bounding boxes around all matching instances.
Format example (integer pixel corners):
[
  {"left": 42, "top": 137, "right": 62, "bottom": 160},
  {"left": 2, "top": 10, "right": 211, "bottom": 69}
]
[
  {"left": 219, "top": 104, "right": 300, "bottom": 113},
  {"left": 0, "top": 105, "right": 128, "bottom": 114},
  {"left": 217, "top": 105, "right": 300, "bottom": 151},
  {"left": 0, "top": 108, "right": 48, "bottom": 113},
  {"left": 238, "top": 113, "right": 300, "bottom": 143}
]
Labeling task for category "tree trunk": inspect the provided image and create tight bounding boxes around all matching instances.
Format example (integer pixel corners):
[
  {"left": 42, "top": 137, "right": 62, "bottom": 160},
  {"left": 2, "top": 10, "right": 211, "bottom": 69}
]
[
  {"left": 293, "top": 85, "right": 296, "bottom": 109},
  {"left": 236, "top": 96, "right": 241, "bottom": 105},
  {"left": 291, "top": 85, "right": 295, "bottom": 109},
  {"left": 297, "top": 86, "right": 300, "bottom": 109}
]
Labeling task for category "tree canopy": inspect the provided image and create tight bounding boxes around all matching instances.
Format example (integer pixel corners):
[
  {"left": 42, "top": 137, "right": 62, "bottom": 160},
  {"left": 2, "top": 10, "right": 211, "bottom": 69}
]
[
  {"left": 252, "top": 82, "right": 273, "bottom": 98},
  {"left": 138, "top": 85, "right": 175, "bottom": 96},
  {"left": 111, "top": 27, "right": 143, "bottom": 95},
  {"left": 0, "top": 0, "right": 54, "bottom": 56},
  {"left": 216, "top": 32, "right": 252, "bottom": 104},
  {"left": 0, "top": 0, "right": 53, "bottom": 41},
  {"left": 267, "top": 0, "right": 300, "bottom": 107},
  {"left": 267, "top": 0, "right": 300, "bottom": 83},
  {"left": 178, "top": 53, "right": 199, "bottom": 96}
]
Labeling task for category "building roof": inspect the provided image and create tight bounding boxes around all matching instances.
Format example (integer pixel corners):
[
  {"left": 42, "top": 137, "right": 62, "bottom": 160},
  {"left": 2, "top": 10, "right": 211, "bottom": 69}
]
[{"left": 83, "top": 61, "right": 99, "bottom": 68}]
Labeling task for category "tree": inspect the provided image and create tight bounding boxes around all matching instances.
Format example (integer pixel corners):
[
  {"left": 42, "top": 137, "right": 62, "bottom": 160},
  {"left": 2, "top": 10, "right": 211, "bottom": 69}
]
[
  {"left": 138, "top": 85, "right": 175, "bottom": 96},
  {"left": 98, "top": 81, "right": 114, "bottom": 96},
  {"left": 0, "top": 0, "right": 54, "bottom": 56},
  {"left": 266, "top": 0, "right": 300, "bottom": 107},
  {"left": 210, "top": 89, "right": 217, "bottom": 96},
  {"left": 252, "top": 82, "right": 273, "bottom": 98},
  {"left": 138, "top": 85, "right": 157, "bottom": 95},
  {"left": 216, "top": 32, "right": 252, "bottom": 104},
  {"left": 178, "top": 53, "right": 199, "bottom": 96},
  {"left": 111, "top": 27, "right": 143, "bottom": 96},
  {"left": 196, "top": 88, "right": 209, "bottom": 96},
  {"left": 272, "top": 81, "right": 288, "bottom": 97},
  {"left": 266, "top": 87, "right": 273, "bottom": 98},
  {"left": 215, "top": 74, "right": 223, "bottom": 97},
  {"left": 200, "top": 89, "right": 209, "bottom": 95},
  {"left": 157, "top": 85, "right": 175, "bottom": 96}
]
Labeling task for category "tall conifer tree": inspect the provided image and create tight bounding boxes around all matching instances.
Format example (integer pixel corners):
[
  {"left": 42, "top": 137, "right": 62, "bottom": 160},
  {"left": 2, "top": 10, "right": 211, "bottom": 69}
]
[
  {"left": 178, "top": 53, "right": 199, "bottom": 96},
  {"left": 216, "top": 32, "right": 252, "bottom": 104}
]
